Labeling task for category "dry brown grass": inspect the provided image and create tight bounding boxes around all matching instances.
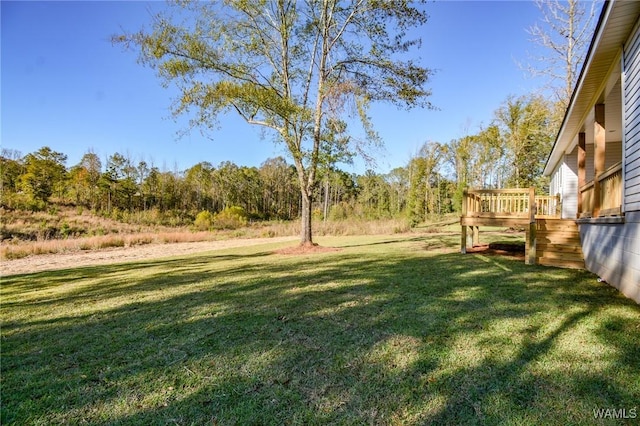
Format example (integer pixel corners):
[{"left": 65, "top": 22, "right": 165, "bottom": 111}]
[
  {"left": 1, "top": 206, "right": 413, "bottom": 260},
  {"left": 315, "top": 218, "right": 411, "bottom": 235},
  {"left": 260, "top": 218, "right": 411, "bottom": 237},
  {"left": 0, "top": 207, "right": 162, "bottom": 241},
  {"left": 0, "top": 232, "right": 222, "bottom": 260}
]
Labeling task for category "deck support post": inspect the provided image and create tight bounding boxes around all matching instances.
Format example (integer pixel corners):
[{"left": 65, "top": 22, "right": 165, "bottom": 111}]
[
  {"left": 461, "top": 189, "right": 468, "bottom": 254},
  {"left": 461, "top": 225, "right": 467, "bottom": 254},
  {"left": 526, "top": 187, "right": 537, "bottom": 265},
  {"left": 526, "top": 223, "right": 537, "bottom": 265},
  {"left": 472, "top": 226, "right": 479, "bottom": 246}
]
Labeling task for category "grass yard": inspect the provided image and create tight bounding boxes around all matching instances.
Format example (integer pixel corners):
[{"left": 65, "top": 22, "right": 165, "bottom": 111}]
[{"left": 2, "top": 234, "right": 639, "bottom": 425}]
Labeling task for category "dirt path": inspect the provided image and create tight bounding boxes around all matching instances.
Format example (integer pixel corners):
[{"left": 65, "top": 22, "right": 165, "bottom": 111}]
[{"left": 1, "top": 236, "right": 298, "bottom": 277}]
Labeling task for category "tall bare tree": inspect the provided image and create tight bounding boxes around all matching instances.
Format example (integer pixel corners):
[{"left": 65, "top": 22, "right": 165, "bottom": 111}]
[
  {"left": 115, "top": 0, "right": 433, "bottom": 245},
  {"left": 524, "top": 0, "right": 598, "bottom": 108}
]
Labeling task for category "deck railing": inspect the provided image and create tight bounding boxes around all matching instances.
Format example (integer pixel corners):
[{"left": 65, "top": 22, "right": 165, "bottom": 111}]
[
  {"left": 460, "top": 187, "right": 559, "bottom": 264},
  {"left": 580, "top": 182, "right": 595, "bottom": 217},
  {"left": 599, "top": 162, "right": 622, "bottom": 216},
  {"left": 579, "top": 162, "right": 622, "bottom": 218},
  {"left": 535, "top": 195, "right": 562, "bottom": 218},
  {"left": 463, "top": 188, "right": 560, "bottom": 219}
]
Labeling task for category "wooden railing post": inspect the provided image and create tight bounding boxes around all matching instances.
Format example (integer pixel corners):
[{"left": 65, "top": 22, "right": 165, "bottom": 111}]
[
  {"left": 461, "top": 189, "right": 468, "bottom": 254},
  {"left": 462, "top": 189, "right": 468, "bottom": 217},
  {"left": 528, "top": 187, "right": 537, "bottom": 220},
  {"left": 526, "top": 187, "right": 537, "bottom": 265}
]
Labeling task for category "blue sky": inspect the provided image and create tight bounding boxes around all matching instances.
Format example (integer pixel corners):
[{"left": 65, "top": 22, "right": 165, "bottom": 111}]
[{"left": 2, "top": 1, "right": 547, "bottom": 174}]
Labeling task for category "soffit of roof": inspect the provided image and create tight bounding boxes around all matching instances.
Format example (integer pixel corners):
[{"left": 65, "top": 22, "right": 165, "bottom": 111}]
[{"left": 543, "top": 0, "right": 640, "bottom": 176}]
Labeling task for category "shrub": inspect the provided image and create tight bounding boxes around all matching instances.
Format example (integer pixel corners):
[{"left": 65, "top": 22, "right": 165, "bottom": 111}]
[
  {"left": 27, "top": 199, "right": 47, "bottom": 212},
  {"left": 213, "top": 206, "right": 248, "bottom": 230},
  {"left": 110, "top": 208, "right": 123, "bottom": 222},
  {"left": 194, "top": 210, "right": 215, "bottom": 231},
  {"left": 60, "top": 222, "right": 72, "bottom": 238},
  {"left": 328, "top": 203, "right": 350, "bottom": 221}
]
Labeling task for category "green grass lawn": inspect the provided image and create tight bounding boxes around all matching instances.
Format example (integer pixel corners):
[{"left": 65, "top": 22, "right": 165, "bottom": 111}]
[{"left": 2, "top": 234, "right": 639, "bottom": 425}]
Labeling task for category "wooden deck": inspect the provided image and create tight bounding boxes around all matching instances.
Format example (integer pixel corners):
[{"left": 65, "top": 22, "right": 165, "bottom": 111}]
[{"left": 461, "top": 188, "right": 584, "bottom": 268}]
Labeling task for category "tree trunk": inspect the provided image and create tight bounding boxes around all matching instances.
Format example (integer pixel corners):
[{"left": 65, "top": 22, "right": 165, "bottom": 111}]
[
  {"left": 300, "top": 189, "right": 313, "bottom": 245},
  {"left": 323, "top": 178, "right": 329, "bottom": 223}
]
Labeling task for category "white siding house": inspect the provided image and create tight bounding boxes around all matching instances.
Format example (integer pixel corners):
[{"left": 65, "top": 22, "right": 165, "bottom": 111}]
[
  {"left": 544, "top": 0, "right": 640, "bottom": 303},
  {"left": 625, "top": 16, "right": 640, "bottom": 212},
  {"left": 549, "top": 150, "right": 579, "bottom": 219}
]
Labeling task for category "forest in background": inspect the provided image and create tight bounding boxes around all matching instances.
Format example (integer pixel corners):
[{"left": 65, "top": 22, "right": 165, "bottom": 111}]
[{"left": 2, "top": 93, "right": 557, "bottom": 234}]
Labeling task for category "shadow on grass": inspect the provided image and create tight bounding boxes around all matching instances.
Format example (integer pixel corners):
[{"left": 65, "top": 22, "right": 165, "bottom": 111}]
[{"left": 2, "top": 236, "right": 639, "bottom": 425}]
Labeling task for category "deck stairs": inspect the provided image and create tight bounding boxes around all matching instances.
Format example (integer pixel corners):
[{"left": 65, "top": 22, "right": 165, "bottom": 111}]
[{"left": 526, "top": 219, "right": 584, "bottom": 269}]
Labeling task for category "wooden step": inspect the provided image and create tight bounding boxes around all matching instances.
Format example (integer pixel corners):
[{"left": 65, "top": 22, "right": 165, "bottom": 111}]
[
  {"left": 536, "top": 235, "right": 582, "bottom": 245},
  {"left": 536, "top": 243, "right": 583, "bottom": 254},
  {"left": 535, "top": 219, "right": 579, "bottom": 232},
  {"left": 537, "top": 230, "right": 580, "bottom": 238},
  {"left": 537, "top": 257, "right": 585, "bottom": 269},
  {"left": 535, "top": 250, "right": 584, "bottom": 262}
]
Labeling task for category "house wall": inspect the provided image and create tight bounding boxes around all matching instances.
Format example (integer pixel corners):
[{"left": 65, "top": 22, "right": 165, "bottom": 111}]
[
  {"left": 585, "top": 143, "right": 595, "bottom": 182},
  {"left": 577, "top": 21, "right": 640, "bottom": 304},
  {"left": 562, "top": 148, "right": 579, "bottom": 219},
  {"left": 550, "top": 165, "right": 561, "bottom": 199},
  {"left": 579, "top": 212, "right": 640, "bottom": 303},
  {"left": 584, "top": 141, "right": 622, "bottom": 181},
  {"left": 624, "top": 20, "right": 640, "bottom": 212},
  {"left": 548, "top": 147, "right": 579, "bottom": 219},
  {"left": 605, "top": 141, "right": 623, "bottom": 169}
]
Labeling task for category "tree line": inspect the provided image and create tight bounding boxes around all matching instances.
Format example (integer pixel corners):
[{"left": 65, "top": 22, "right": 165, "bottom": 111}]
[{"left": 1, "top": 93, "right": 557, "bottom": 227}]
